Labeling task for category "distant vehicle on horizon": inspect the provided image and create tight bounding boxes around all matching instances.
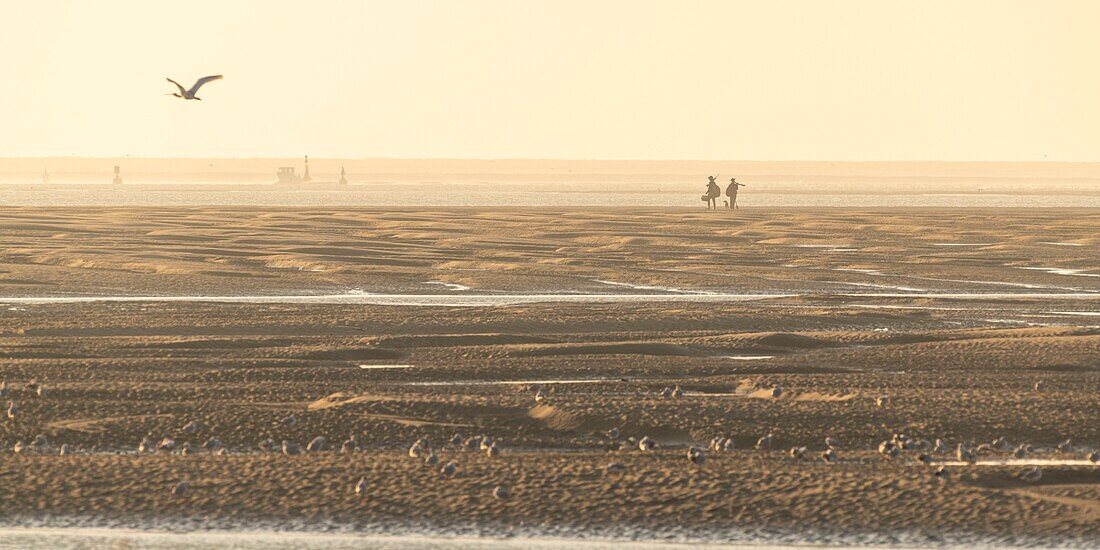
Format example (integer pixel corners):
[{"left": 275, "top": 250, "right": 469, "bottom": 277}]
[
  {"left": 275, "top": 166, "right": 305, "bottom": 184},
  {"left": 274, "top": 156, "right": 313, "bottom": 184}
]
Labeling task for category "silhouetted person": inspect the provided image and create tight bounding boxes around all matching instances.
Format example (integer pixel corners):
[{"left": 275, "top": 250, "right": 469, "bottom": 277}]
[
  {"left": 704, "top": 176, "right": 721, "bottom": 209},
  {"left": 726, "top": 178, "right": 746, "bottom": 209}
]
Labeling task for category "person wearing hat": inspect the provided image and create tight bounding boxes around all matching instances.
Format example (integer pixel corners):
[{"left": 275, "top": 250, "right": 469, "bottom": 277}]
[
  {"left": 725, "top": 177, "right": 746, "bottom": 209},
  {"left": 704, "top": 176, "right": 721, "bottom": 209}
]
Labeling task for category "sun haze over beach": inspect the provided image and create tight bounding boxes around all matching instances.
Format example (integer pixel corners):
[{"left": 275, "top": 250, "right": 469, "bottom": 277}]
[
  {"left": 5, "top": 0, "right": 1100, "bottom": 160},
  {"left": 2, "top": 2, "right": 1100, "bottom": 549}
]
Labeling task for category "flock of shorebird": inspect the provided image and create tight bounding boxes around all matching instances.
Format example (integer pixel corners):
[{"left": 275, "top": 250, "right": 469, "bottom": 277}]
[{"left": 4, "top": 378, "right": 1099, "bottom": 500}]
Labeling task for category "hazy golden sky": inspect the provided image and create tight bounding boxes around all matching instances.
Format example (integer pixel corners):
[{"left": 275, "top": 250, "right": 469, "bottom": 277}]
[{"left": 5, "top": 1, "right": 1098, "bottom": 160}]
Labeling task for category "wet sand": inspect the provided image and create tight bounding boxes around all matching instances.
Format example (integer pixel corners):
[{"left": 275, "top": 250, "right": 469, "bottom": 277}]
[{"left": 1, "top": 208, "right": 1099, "bottom": 546}]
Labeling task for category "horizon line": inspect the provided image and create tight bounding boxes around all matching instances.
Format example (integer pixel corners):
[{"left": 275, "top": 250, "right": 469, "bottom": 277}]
[{"left": 2, "top": 157, "right": 1099, "bottom": 164}]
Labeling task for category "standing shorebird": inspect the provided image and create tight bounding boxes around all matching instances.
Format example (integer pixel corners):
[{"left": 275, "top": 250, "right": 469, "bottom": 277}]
[
  {"left": 934, "top": 466, "right": 950, "bottom": 482},
  {"left": 1021, "top": 467, "right": 1042, "bottom": 483},
  {"left": 166, "top": 75, "right": 223, "bottom": 100},
  {"left": 281, "top": 440, "right": 299, "bottom": 456},
  {"left": 933, "top": 439, "right": 948, "bottom": 454},
  {"left": 355, "top": 476, "right": 368, "bottom": 495},
  {"left": 755, "top": 433, "right": 774, "bottom": 450},
  {"left": 412, "top": 437, "right": 434, "bottom": 457},
  {"left": 1013, "top": 445, "right": 1029, "bottom": 459},
  {"left": 171, "top": 481, "right": 190, "bottom": 496},
  {"left": 688, "top": 446, "right": 706, "bottom": 465},
  {"left": 956, "top": 444, "right": 975, "bottom": 464},
  {"left": 6, "top": 401, "right": 16, "bottom": 422},
  {"left": 307, "top": 436, "right": 328, "bottom": 452},
  {"left": 440, "top": 461, "right": 458, "bottom": 477},
  {"left": 878, "top": 441, "right": 900, "bottom": 459}
]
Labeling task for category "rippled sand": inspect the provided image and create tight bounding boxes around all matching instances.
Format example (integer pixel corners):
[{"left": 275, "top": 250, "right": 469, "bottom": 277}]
[{"left": 1, "top": 208, "right": 1099, "bottom": 546}]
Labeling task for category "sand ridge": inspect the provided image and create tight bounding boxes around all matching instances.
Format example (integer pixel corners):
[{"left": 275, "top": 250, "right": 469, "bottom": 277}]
[{"left": 1, "top": 208, "right": 1099, "bottom": 543}]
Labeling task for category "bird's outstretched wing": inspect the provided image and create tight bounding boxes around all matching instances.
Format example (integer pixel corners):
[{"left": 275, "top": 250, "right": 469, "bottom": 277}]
[
  {"left": 188, "top": 75, "right": 223, "bottom": 95},
  {"left": 166, "top": 78, "right": 188, "bottom": 96}
]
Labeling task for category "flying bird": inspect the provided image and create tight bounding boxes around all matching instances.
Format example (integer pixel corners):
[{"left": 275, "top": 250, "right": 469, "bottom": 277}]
[{"left": 166, "top": 75, "right": 223, "bottom": 100}]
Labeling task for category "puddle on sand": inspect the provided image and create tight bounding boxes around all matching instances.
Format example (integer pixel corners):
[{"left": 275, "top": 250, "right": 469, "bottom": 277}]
[
  {"left": 0, "top": 527, "right": 997, "bottom": 550},
  {"left": 593, "top": 279, "right": 714, "bottom": 295},
  {"left": 937, "top": 458, "right": 1100, "bottom": 467},
  {"left": 0, "top": 293, "right": 793, "bottom": 306},
  {"left": 848, "top": 304, "right": 968, "bottom": 311},
  {"left": 397, "top": 378, "right": 622, "bottom": 387},
  {"left": 840, "top": 292, "right": 1100, "bottom": 300},
  {"left": 834, "top": 281, "right": 926, "bottom": 292},
  {"left": 423, "top": 281, "right": 471, "bottom": 291},
  {"left": 982, "top": 319, "right": 1038, "bottom": 326},
  {"left": 1018, "top": 267, "right": 1100, "bottom": 278},
  {"left": 834, "top": 268, "right": 883, "bottom": 275},
  {"left": 790, "top": 244, "right": 860, "bottom": 253},
  {"left": 832, "top": 267, "right": 1087, "bottom": 292},
  {"left": 359, "top": 364, "right": 415, "bottom": 370},
  {"left": 686, "top": 390, "right": 855, "bottom": 402},
  {"left": 5, "top": 290, "right": 1100, "bottom": 308}
]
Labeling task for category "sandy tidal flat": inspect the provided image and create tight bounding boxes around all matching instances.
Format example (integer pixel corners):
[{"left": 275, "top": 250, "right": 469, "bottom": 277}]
[{"left": 1, "top": 208, "right": 1099, "bottom": 546}]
